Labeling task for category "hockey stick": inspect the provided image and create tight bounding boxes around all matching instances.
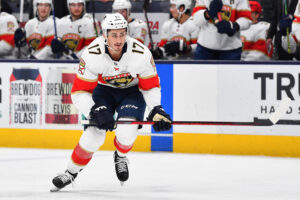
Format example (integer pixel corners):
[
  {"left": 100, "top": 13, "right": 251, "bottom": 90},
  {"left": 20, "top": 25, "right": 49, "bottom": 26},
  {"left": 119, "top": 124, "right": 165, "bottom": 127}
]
[
  {"left": 284, "top": 0, "right": 291, "bottom": 54},
  {"left": 17, "top": 0, "right": 24, "bottom": 59},
  {"left": 51, "top": 0, "right": 60, "bottom": 59},
  {"left": 81, "top": 98, "right": 292, "bottom": 127},
  {"left": 91, "top": 0, "right": 98, "bottom": 37},
  {"left": 143, "top": 0, "right": 154, "bottom": 50}
]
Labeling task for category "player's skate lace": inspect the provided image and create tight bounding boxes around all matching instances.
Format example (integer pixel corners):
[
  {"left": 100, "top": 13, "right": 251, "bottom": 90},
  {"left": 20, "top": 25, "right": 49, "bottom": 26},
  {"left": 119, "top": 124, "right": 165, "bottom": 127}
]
[{"left": 114, "top": 151, "right": 129, "bottom": 182}]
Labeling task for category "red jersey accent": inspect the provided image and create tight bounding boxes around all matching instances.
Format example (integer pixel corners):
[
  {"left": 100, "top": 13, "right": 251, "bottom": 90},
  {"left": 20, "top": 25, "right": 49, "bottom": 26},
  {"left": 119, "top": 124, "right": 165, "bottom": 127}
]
[
  {"left": 0, "top": 34, "right": 14, "bottom": 46},
  {"left": 192, "top": 6, "right": 206, "bottom": 16},
  {"left": 71, "top": 75, "right": 98, "bottom": 94},
  {"left": 138, "top": 74, "right": 160, "bottom": 91},
  {"left": 243, "top": 39, "right": 272, "bottom": 58},
  {"left": 158, "top": 39, "right": 168, "bottom": 47}
]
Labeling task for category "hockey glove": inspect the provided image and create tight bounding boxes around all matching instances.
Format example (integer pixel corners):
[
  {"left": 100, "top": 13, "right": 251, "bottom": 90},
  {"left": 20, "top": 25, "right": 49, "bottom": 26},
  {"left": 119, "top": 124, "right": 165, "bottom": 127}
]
[
  {"left": 147, "top": 105, "right": 172, "bottom": 132},
  {"left": 164, "top": 40, "right": 187, "bottom": 56},
  {"left": 216, "top": 21, "right": 240, "bottom": 37},
  {"left": 51, "top": 38, "right": 65, "bottom": 55},
  {"left": 279, "top": 14, "right": 293, "bottom": 36},
  {"left": 207, "top": 0, "right": 223, "bottom": 20},
  {"left": 14, "top": 28, "right": 26, "bottom": 48},
  {"left": 150, "top": 47, "right": 163, "bottom": 59},
  {"left": 90, "top": 104, "right": 116, "bottom": 131}
]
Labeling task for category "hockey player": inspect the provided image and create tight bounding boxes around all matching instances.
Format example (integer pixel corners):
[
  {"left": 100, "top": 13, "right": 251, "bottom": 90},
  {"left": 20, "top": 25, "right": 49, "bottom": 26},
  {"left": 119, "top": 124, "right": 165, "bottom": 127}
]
[
  {"left": 14, "top": 0, "right": 56, "bottom": 59},
  {"left": 193, "top": 0, "right": 252, "bottom": 60},
  {"left": 51, "top": 13, "right": 172, "bottom": 191},
  {"left": 0, "top": 0, "right": 18, "bottom": 59},
  {"left": 112, "top": 0, "right": 148, "bottom": 44},
  {"left": 51, "top": 0, "right": 98, "bottom": 59},
  {"left": 280, "top": 1, "right": 300, "bottom": 59},
  {"left": 151, "top": 0, "right": 200, "bottom": 59},
  {"left": 240, "top": 1, "right": 272, "bottom": 61}
]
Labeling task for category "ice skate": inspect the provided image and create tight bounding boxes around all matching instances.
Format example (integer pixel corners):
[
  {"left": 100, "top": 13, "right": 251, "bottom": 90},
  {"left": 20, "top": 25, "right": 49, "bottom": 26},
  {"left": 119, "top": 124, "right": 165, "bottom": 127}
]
[
  {"left": 114, "top": 151, "right": 129, "bottom": 186},
  {"left": 50, "top": 170, "right": 77, "bottom": 192}
]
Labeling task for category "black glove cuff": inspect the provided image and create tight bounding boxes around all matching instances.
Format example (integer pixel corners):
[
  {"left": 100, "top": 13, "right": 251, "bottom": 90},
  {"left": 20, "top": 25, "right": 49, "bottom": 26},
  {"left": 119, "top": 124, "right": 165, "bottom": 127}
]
[{"left": 233, "top": 22, "right": 240, "bottom": 32}]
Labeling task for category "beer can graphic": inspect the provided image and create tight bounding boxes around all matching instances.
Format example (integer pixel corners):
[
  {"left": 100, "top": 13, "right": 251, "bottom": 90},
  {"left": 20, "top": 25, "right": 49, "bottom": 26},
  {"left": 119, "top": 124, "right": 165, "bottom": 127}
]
[
  {"left": 45, "top": 68, "right": 78, "bottom": 124},
  {"left": 9, "top": 68, "right": 42, "bottom": 125}
]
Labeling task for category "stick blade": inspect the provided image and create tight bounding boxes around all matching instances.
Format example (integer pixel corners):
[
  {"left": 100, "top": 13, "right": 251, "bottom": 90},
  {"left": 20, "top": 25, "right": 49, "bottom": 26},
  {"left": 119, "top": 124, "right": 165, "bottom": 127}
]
[{"left": 269, "top": 97, "right": 292, "bottom": 125}]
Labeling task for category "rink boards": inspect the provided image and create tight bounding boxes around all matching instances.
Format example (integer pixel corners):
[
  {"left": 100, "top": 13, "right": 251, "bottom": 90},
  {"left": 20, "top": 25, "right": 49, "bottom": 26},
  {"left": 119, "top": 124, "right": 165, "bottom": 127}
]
[{"left": 0, "top": 60, "right": 299, "bottom": 157}]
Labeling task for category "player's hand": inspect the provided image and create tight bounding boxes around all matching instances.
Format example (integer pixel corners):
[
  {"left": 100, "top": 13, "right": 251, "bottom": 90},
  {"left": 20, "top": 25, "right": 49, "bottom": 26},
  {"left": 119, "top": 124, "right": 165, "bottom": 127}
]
[
  {"left": 207, "top": 0, "right": 223, "bottom": 20},
  {"left": 150, "top": 47, "right": 163, "bottom": 59},
  {"left": 14, "top": 28, "right": 26, "bottom": 48},
  {"left": 90, "top": 104, "right": 116, "bottom": 131},
  {"left": 164, "top": 40, "right": 187, "bottom": 56},
  {"left": 216, "top": 21, "right": 240, "bottom": 37},
  {"left": 51, "top": 38, "right": 65, "bottom": 54},
  {"left": 147, "top": 105, "right": 172, "bottom": 132},
  {"left": 279, "top": 14, "right": 293, "bottom": 36}
]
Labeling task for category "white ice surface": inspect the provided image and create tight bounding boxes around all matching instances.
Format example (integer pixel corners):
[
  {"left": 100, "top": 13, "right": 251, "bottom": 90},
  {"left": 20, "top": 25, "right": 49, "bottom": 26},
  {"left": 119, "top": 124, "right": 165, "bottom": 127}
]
[{"left": 1, "top": 148, "right": 300, "bottom": 200}]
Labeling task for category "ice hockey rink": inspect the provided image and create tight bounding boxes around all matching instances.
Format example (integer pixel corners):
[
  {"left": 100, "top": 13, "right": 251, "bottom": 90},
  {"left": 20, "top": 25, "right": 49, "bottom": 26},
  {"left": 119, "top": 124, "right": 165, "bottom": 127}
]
[{"left": 1, "top": 148, "right": 300, "bottom": 200}]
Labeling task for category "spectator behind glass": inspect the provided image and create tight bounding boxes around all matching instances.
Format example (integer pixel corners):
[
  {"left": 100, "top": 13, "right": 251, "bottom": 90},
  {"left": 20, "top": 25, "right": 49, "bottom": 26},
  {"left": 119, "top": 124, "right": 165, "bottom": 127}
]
[
  {"left": 240, "top": 1, "right": 273, "bottom": 61},
  {"left": 192, "top": 0, "right": 251, "bottom": 60},
  {"left": 266, "top": 0, "right": 298, "bottom": 60},
  {"left": 151, "top": 0, "right": 199, "bottom": 60}
]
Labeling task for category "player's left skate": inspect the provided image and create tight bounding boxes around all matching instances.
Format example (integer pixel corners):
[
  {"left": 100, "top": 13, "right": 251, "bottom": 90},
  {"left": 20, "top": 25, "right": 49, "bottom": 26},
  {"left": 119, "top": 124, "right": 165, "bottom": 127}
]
[
  {"left": 50, "top": 170, "right": 77, "bottom": 192},
  {"left": 114, "top": 151, "right": 129, "bottom": 186}
]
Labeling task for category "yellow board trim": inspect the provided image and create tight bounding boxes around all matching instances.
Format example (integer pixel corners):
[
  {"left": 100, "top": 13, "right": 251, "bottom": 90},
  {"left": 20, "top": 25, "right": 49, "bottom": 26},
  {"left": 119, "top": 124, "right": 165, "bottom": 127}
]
[
  {"left": 0, "top": 128, "right": 151, "bottom": 152},
  {"left": 173, "top": 133, "right": 300, "bottom": 157}
]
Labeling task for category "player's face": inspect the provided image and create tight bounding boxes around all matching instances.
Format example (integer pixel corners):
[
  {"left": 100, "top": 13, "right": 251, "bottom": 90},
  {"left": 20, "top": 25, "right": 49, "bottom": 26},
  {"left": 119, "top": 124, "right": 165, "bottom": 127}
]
[
  {"left": 69, "top": 3, "right": 84, "bottom": 18},
  {"left": 251, "top": 12, "right": 259, "bottom": 23},
  {"left": 114, "top": 9, "right": 128, "bottom": 20},
  {"left": 107, "top": 29, "right": 127, "bottom": 52},
  {"left": 170, "top": 4, "right": 179, "bottom": 19},
  {"left": 37, "top": 3, "right": 51, "bottom": 20}
]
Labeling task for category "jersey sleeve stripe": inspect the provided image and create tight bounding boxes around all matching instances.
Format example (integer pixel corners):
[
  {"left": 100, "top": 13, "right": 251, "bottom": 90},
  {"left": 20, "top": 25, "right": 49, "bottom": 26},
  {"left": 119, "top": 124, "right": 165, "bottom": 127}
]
[
  {"left": 192, "top": 6, "right": 206, "bottom": 16},
  {"left": 71, "top": 75, "right": 98, "bottom": 94},
  {"left": 0, "top": 34, "right": 15, "bottom": 46},
  {"left": 138, "top": 74, "right": 160, "bottom": 91}
]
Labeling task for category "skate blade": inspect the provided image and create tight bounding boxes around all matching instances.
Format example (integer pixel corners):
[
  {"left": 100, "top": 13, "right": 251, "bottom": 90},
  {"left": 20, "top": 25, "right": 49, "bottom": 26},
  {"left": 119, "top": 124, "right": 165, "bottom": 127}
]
[
  {"left": 50, "top": 186, "right": 61, "bottom": 192},
  {"left": 120, "top": 181, "right": 124, "bottom": 186}
]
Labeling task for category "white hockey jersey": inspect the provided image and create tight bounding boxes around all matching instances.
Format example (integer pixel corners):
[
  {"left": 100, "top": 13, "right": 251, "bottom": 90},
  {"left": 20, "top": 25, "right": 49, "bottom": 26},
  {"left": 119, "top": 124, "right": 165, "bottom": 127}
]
[
  {"left": 0, "top": 12, "right": 18, "bottom": 58},
  {"left": 159, "top": 17, "right": 199, "bottom": 49},
  {"left": 71, "top": 36, "right": 161, "bottom": 118},
  {"left": 24, "top": 16, "right": 56, "bottom": 59},
  {"left": 240, "top": 21, "right": 272, "bottom": 61},
  {"left": 57, "top": 13, "right": 97, "bottom": 58},
  {"left": 193, "top": 0, "right": 251, "bottom": 50},
  {"left": 282, "top": 1, "right": 300, "bottom": 54},
  {"left": 128, "top": 18, "right": 148, "bottom": 44}
]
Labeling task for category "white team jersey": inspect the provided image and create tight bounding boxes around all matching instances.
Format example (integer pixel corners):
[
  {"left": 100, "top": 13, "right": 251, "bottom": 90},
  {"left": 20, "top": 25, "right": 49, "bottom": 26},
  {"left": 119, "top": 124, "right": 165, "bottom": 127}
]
[
  {"left": 24, "top": 16, "right": 56, "bottom": 59},
  {"left": 193, "top": 0, "right": 251, "bottom": 50},
  {"left": 240, "top": 21, "right": 272, "bottom": 61},
  {"left": 57, "top": 13, "right": 97, "bottom": 58},
  {"left": 282, "top": 1, "right": 300, "bottom": 54},
  {"left": 159, "top": 17, "right": 199, "bottom": 47},
  {"left": 71, "top": 36, "right": 161, "bottom": 118},
  {"left": 0, "top": 12, "right": 18, "bottom": 58},
  {"left": 128, "top": 18, "right": 148, "bottom": 44}
]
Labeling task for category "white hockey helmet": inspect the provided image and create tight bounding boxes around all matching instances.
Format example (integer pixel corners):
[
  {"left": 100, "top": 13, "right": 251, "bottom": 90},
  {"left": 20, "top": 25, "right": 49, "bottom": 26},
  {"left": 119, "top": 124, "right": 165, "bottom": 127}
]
[
  {"left": 67, "top": 0, "right": 86, "bottom": 15},
  {"left": 112, "top": 0, "right": 132, "bottom": 17},
  {"left": 170, "top": 0, "right": 191, "bottom": 14},
  {"left": 101, "top": 13, "right": 128, "bottom": 36},
  {"left": 34, "top": 0, "right": 52, "bottom": 17}
]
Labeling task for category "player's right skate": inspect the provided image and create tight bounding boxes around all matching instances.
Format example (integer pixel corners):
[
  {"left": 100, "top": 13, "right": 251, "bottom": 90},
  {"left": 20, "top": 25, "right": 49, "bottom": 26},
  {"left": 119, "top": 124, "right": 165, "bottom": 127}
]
[
  {"left": 114, "top": 151, "right": 129, "bottom": 186},
  {"left": 50, "top": 170, "right": 77, "bottom": 192}
]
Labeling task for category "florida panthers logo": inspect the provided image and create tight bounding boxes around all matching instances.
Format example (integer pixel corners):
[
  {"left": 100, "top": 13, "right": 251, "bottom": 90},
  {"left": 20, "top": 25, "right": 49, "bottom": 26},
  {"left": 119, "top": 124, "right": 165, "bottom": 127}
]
[
  {"left": 62, "top": 33, "right": 80, "bottom": 51},
  {"left": 28, "top": 33, "right": 42, "bottom": 50},
  {"left": 220, "top": 5, "right": 232, "bottom": 21},
  {"left": 102, "top": 73, "right": 134, "bottom": 88}
]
